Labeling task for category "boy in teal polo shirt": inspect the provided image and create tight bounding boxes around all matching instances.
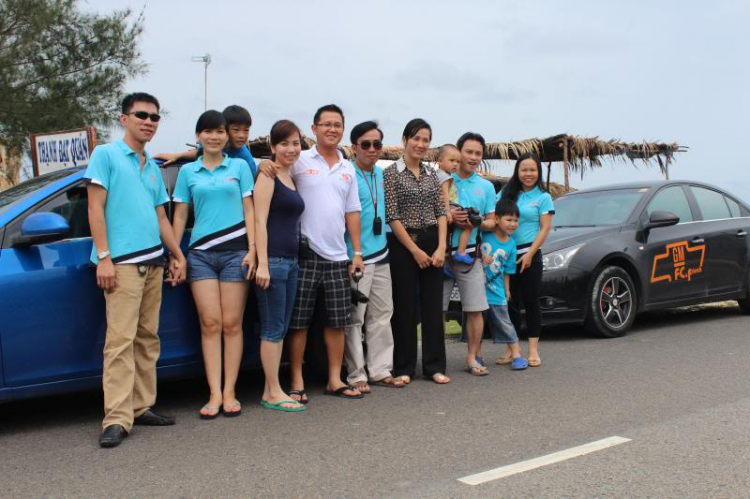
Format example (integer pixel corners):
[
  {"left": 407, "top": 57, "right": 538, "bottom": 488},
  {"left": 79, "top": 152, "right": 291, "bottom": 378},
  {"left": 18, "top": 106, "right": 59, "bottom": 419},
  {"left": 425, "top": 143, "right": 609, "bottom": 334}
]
[
  {"left": 155, "top": 105, "right": 258, "bottom": 176},
  {"left": 481, "top": 199, "right": 528, "bottom": 370},
  {"left": 86, "top": 92, "right": 186, "bottom": 449},
  {"left": 343, "top": 121, "right": 403, "bottom": 391}
]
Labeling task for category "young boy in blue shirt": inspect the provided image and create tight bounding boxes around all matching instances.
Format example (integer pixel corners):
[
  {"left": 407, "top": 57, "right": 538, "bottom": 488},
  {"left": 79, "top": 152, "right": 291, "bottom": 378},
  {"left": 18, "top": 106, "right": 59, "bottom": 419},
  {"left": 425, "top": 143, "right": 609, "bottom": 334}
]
[
  {"left": 155, "top": 105, "right": 257, "bottom": 176},
  {"left": 480, "top": 198, "right": 529, "bottom": 370}
]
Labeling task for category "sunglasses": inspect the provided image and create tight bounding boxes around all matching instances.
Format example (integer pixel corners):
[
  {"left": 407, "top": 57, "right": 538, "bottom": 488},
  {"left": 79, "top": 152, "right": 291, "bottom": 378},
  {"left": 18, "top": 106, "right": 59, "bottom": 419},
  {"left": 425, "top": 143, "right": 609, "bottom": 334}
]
[
  {"left": 127, "top": 111, "right": 162, "bottom": 122},
  {"left": 358, "top": 140, "right": 383, "bottom": 151}
]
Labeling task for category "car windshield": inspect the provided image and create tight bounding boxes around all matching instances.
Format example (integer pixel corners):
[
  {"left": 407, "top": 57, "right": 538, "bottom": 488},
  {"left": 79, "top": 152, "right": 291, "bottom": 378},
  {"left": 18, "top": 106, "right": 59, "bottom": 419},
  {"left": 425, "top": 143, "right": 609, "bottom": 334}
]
[
  {"left": 553, "top": 188, "right": 646, "bottom": 227},
  {"left": 0, "top": 170, "right": 75, "bottom": 217}
]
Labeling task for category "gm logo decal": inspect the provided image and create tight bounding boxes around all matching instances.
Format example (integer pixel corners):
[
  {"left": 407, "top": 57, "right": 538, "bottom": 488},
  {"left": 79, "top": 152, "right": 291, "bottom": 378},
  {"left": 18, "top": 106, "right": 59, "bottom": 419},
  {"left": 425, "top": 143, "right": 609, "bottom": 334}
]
[{"left": 650, "top": 240, "right": 706, "bottom": 283}]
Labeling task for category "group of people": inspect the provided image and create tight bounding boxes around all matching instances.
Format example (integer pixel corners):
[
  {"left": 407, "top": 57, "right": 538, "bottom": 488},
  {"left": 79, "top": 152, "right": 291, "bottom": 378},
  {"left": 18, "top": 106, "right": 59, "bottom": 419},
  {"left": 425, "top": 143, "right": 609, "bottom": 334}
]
[{"left": 88, "top": 92, "right": 554, "bottom": 449}]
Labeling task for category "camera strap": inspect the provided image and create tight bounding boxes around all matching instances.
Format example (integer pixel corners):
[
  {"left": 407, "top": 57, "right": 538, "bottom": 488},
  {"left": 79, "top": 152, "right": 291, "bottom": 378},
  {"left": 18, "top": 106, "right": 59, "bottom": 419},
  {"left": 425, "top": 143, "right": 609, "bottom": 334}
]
[{"left": 357, "top": 166, "right": 378, "bottom": 217}]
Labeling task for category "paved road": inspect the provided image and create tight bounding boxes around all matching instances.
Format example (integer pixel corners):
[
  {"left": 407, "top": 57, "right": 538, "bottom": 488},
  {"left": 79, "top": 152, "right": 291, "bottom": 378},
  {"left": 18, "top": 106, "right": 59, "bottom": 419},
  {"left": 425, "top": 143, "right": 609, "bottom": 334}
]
[{"left": 1, "top": 304, "right": 749, "bottom": 498}]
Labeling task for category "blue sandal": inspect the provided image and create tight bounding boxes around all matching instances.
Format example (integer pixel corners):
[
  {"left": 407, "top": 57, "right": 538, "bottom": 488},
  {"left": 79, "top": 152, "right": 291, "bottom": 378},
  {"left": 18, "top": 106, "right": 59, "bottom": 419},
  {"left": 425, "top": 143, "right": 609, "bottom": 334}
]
[{"left": 511, "top": 357, "right": 529, "bottom": 370}]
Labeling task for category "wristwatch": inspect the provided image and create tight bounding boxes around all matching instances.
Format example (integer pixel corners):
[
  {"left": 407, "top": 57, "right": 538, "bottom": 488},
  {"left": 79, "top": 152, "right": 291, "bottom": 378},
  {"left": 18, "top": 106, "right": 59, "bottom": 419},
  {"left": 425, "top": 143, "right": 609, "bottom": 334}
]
[
  {"left": 353, "top": 251, "right": 363, "bottom": 257},
  {"left": 97, "top": 250, "right": 111, "bottom": 260}
]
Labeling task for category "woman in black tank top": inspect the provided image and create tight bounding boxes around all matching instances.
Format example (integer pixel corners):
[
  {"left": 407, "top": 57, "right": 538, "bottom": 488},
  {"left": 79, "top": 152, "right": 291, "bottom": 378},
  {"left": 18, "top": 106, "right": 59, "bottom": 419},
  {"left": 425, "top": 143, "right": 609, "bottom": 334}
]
[{"left": 253, "top": 120, "right": 307, "bottom": 412}]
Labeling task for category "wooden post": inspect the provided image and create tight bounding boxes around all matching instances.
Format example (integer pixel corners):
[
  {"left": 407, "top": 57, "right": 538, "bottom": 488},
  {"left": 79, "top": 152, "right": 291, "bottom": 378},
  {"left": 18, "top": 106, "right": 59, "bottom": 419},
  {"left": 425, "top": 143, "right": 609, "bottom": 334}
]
[{"left": 562, "top": 140, "right": 570, "bottom": 189}]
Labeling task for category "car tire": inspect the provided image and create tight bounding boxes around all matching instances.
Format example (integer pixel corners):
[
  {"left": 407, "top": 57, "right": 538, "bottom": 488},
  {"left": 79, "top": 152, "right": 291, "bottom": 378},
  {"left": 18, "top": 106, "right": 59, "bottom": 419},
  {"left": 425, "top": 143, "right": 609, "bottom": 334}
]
[
  {"left": 585, "top": 266, "right": 638, "bottom": 338},
  {"left": 738, "top": 269, "right": 750, "bottom": 315}
]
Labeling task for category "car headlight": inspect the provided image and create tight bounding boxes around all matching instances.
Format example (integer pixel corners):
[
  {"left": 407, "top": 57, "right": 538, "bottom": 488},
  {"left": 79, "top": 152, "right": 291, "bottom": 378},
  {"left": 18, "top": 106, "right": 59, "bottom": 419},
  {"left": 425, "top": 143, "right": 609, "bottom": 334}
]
[{"left": 542, "top": 244, "right": 583, "bottom": 272}]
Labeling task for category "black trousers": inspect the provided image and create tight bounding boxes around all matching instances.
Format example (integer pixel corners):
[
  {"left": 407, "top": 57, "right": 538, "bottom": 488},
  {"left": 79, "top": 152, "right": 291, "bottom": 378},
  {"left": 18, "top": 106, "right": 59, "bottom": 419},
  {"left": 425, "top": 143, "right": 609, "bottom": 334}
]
[
  {"left": 389, "top": 227, "right": 446, "bottom": 378},
  {"left": 509, "top": 251, "right": 543, "bottom": 338}
]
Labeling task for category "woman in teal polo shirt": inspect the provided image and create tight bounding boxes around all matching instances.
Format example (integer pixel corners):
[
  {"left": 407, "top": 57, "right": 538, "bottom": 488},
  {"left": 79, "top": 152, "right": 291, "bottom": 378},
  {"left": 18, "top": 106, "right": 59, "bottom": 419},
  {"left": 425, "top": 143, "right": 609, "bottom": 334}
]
[
  {"left": 172, "top": 110, "right": 256, "bottom": 419},
  {"left": 498, "top": 153, "right": 554, "bottom": 367}
]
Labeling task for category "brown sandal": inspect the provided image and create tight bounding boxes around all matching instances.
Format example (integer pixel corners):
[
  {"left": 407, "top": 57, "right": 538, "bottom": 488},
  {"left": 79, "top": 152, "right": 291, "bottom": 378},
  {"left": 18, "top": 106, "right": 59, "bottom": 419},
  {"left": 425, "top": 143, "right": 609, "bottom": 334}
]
[{"left": 372, "top": 376, "right": 406, "bottom": 388}]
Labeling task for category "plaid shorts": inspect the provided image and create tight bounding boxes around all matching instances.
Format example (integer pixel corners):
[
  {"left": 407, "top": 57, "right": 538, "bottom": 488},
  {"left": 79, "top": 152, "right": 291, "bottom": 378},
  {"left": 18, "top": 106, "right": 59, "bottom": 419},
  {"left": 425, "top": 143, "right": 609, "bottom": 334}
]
[{"left": 289, "top": 252, "right": 352, "bottom": 330}]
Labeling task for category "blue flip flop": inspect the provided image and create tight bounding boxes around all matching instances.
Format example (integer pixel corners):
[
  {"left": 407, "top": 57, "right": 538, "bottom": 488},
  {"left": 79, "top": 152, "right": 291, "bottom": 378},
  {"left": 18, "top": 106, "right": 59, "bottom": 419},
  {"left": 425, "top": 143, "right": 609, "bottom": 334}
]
[{"left": 511, "top": 357, "right": 529, "bottom": 370}]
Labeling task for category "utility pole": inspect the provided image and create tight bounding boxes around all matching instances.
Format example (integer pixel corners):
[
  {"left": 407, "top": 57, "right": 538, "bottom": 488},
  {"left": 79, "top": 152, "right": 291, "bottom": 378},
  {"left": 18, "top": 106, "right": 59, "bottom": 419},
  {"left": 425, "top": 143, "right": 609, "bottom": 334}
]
[{"left": 191, "top": 53, "right": 211, "bottom": 110}]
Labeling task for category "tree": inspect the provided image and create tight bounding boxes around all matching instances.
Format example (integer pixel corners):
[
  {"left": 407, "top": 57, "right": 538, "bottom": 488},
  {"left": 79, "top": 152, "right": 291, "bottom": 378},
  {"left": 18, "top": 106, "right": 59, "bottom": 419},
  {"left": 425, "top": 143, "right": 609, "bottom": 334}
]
[{"left": 0, "top": 0, "right": 146, "bottom": 185}]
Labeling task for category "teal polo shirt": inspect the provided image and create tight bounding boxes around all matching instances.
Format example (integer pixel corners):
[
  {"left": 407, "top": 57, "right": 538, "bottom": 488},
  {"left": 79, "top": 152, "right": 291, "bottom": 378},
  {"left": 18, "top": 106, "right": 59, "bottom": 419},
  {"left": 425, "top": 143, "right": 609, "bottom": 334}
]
[
  {"left": 172, "top": 155, "right": 254, "bottom": 250},
  {"left": 496, "top": 186, "right": 555, "bottom": 248},
  {"left": 197, "top": 143, "right": 257, "bottom": 177},
  {"left": 84, "top": 140, "right": 169, "bottom": 265},
  {"left": 450, "top": 172, "right": 496, "bottom": 252},
  {"left": 346, "top": 163, "right": 388, "bottom": 264},
  {"left": 480, "top": 231, "right": 517, "bottom": 306}
]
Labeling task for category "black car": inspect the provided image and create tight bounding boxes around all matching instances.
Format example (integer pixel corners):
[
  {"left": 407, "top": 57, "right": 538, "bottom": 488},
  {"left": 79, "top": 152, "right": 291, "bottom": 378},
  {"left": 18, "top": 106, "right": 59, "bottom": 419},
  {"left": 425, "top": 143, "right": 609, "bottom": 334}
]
[
  {"left": 532, "top": 180, "right": 750, "bottom": 337},
  {"left": 449, "top": 180, "right": 750, "bottom": 337}
]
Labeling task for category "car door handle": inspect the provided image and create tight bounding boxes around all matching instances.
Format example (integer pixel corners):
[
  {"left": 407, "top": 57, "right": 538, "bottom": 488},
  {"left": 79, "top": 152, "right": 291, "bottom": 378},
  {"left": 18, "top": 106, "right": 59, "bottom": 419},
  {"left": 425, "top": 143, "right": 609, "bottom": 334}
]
[
  {"left": 738, "top": 230, "right": 748, "bottom": 238},
  {"left": 692, "top": 237, "right": 705, "bottom": 244}
]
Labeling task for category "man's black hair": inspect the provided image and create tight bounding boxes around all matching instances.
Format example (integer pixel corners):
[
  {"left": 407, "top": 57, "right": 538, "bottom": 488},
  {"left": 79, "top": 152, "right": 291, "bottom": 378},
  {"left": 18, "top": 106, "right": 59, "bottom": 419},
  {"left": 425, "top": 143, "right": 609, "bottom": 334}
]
[
  {"left": 222, "top": 105, "right": 252, "bottom": 127},
  {"left": 121, "top": 92, "right": 160, "bottom": 114},
  {"left": 195, "top": 110, "right": 226, "bottom": 134},
  {"left": 402, "top": 118, "right": 432, "bottom": 141},
  {"left": 495, "top": 198, "right": 520, "bottom": 218},
  {"left": 350, "top": 120, "right": 383, "bottom": 144},
  {"left": 313, "top": 104, "right": 345, "bottom": 125},
  {"left": 457, "top": 132, "right": 486, "bottom": 154}
]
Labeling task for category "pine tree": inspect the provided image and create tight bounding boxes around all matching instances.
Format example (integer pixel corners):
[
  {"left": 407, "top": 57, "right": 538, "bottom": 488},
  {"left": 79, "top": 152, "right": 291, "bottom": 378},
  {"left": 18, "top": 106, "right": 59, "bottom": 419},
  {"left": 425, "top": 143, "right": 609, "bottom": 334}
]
[{"left": 0, "top": 0, "right": 146, "bottom": 184}]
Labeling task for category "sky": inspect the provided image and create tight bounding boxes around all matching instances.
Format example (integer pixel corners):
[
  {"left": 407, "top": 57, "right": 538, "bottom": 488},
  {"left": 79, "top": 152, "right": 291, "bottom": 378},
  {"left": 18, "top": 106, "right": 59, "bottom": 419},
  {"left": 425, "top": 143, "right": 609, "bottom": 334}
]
[{"left": 84, "top": 0, "right": 749, "bottom": 201}]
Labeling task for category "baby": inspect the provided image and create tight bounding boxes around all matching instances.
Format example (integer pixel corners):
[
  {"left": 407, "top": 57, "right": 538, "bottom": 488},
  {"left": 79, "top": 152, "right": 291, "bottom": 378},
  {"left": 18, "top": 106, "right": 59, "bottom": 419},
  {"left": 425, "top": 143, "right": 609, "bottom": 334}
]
[{"left": 436, "top": 144, "right": 473, "bottom": 264}]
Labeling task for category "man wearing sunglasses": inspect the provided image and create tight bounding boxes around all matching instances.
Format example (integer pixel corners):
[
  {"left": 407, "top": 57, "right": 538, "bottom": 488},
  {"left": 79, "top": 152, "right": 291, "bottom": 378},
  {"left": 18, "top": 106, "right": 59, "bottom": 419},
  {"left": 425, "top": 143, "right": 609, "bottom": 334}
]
[
  {"left": 86, "top": 92, "right": 187, "bottom": 448},
  {"left": 343, "top": 121, "right": 404, "bottom": 392}
]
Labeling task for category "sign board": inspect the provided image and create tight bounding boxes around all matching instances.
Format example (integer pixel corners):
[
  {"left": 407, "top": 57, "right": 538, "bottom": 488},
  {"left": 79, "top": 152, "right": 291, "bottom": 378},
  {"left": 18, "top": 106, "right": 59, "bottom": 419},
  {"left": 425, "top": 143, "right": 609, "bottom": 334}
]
[{"left": 30, "top": 127, "right": 97, "bottom": 176}]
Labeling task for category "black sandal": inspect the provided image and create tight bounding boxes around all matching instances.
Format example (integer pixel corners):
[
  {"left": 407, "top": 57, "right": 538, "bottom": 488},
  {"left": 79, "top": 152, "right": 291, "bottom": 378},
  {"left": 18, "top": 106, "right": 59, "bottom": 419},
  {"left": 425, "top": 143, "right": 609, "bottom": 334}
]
[
  {"left": 323, "top": 385, "right": 363, "bottom": 399},
  {"left": 288, "top": 390, "right": 309, "bottom": 405}
]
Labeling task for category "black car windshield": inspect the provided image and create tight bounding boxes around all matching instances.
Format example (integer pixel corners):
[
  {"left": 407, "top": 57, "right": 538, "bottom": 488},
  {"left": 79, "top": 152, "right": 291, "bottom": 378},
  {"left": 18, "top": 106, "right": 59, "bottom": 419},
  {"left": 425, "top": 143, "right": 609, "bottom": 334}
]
[
  {"left": 553, "top": 188, "right": 646, "bottom": 227},
  {"left": 0, "top": 169, "right": 75, "bottom": 217}
]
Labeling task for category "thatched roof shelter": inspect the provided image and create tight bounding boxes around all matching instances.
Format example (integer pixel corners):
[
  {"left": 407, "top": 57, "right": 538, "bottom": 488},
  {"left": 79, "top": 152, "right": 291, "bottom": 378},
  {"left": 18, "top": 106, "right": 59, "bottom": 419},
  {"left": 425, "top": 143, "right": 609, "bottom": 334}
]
[{"left": 247, "top": 133, "right": 685, "bottom": 189}]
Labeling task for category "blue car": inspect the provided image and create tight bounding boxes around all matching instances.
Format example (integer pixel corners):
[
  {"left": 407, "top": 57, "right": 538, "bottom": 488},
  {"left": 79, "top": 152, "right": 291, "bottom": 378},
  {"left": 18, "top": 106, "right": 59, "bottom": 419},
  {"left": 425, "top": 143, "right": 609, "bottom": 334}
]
[{"left": 0, "top": 163, "right": 267, "bottom": 403}]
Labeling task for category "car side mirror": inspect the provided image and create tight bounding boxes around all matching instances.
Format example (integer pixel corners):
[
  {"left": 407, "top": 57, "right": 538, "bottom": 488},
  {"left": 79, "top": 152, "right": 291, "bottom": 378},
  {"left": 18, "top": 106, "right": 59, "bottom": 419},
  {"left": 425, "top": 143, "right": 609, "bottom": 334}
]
[
  {"left": 646, "top": 210, "right": 680, "bottom": 230},
  {"left": 14, "top": 212, "right": 70, "bottom": 246}
]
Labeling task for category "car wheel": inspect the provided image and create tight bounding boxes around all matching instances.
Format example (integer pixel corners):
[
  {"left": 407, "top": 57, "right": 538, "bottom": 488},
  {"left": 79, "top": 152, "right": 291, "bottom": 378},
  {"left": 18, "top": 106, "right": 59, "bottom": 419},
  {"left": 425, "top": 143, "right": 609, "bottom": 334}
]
[{"left": 585, "top": 266, "right": 637, "bottom": 338}]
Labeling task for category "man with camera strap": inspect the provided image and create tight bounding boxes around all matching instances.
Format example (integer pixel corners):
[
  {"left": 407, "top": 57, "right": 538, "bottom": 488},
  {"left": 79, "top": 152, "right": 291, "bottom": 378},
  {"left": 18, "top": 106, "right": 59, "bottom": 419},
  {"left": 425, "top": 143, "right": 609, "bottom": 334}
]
[{"left": 344, "top": 121, "right": 405, "bottom": 391}]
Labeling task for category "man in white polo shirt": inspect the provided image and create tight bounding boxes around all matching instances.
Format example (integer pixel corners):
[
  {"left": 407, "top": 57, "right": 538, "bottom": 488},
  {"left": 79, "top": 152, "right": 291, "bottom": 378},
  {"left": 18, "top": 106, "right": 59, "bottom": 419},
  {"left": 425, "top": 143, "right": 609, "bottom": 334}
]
[{"left": 263, "top": 104, "right": 365, "bottom": 402}]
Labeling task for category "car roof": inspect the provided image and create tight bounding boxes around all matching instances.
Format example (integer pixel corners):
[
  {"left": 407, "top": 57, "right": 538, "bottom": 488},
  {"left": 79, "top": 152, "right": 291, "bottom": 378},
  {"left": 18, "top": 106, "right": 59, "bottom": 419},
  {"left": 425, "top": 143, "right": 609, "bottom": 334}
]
[{"left": 563, "top": 180, "right": 723, "bottom": 195}]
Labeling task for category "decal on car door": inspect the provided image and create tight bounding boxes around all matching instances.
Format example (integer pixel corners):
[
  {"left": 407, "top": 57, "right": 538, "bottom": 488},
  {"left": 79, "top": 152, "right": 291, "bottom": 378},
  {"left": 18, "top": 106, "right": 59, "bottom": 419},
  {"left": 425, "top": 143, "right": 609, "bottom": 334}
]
[{"left": 650, "top": 240, "right": 706, "bottom": 283}]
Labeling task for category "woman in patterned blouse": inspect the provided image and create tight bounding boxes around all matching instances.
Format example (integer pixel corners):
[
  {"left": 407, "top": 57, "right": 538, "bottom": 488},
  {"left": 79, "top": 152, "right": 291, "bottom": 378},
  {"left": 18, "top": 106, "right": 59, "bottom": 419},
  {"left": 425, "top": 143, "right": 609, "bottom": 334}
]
[{"left": 383, "top": 118, "right": 450, "bottom": 385}]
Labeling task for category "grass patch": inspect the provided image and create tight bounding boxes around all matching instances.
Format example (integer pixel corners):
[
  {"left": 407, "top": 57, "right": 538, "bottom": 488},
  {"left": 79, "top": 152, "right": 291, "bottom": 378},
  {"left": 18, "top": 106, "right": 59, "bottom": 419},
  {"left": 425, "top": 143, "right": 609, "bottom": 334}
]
[{"left": 417, "top": 319, "right": 463, "bottom": 340}]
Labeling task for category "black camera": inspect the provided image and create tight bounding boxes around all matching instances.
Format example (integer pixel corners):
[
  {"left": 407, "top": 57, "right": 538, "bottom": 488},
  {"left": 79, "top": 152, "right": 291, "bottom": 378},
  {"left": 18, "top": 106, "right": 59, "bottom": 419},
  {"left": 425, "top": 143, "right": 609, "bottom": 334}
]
[
  {"left": 466, "top": 207, "right": 483, "bottom": 227},
  {"left": 351, "top": 270, "right": 368, "bottom": 305},
  {"left": 351, "top": 288, "right": 369, "bottom": 305}
]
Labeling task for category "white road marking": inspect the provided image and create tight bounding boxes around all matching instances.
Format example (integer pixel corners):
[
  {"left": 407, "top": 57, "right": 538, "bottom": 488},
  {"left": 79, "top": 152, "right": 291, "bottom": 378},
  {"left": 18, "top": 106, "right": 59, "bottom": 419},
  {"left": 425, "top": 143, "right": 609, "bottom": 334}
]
[{"left": 458, "top": 436, "right": 632, "bottom": 486}]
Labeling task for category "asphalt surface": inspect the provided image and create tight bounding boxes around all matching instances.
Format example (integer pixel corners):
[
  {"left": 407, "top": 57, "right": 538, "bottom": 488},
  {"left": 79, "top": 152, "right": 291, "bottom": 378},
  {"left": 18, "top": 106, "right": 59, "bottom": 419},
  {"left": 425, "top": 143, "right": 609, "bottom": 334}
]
[{"left": 1, "top": 303, "right": 749, "bottom": 498}]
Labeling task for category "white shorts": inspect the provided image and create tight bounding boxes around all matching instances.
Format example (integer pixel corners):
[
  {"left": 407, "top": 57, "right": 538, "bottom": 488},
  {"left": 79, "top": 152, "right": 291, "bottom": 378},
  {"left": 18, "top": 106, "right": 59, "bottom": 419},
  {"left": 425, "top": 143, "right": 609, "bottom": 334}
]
[{"left": 442, "top": 260, "right": 489, "bottom": 313}]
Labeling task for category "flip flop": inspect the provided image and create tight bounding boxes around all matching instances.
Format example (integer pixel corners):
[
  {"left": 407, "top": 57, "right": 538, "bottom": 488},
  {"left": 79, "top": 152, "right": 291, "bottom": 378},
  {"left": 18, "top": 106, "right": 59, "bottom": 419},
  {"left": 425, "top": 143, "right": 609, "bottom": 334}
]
[
  {"left": 199, "top": 405, "right": 221, "bottom": 420},
  {"left": 396, "top": 375, "right": 412, "bottom": 385},
  {"left": 324, "top": 385, "right": 363, "bottom": 399},
  {"left": 528, "top": 357, "right": 541, "bottom": 367},
  {"left": 496, "top": 355, "right": 513, "bottom": 365},
  {"left": 464, "top": 364, "right": 489, "bottom": 376},
  {"left": 222, "top": 402, "right": 242, "bottom": 418},
  {"left": 371, "top": 376, "right": 406, "bottom": 388},
  {"left": 260, "top": 399, "right": 308, "bottom": 412},
  {"left": 288, "top": 390, "right": 309, "bottom": 405}
]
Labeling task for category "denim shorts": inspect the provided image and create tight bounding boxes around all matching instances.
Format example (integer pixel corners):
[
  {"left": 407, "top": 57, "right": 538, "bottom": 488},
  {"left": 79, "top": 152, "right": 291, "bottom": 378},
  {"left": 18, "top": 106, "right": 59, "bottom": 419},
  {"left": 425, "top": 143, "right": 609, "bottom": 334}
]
[
  {"left": 255, "top": 257, "right": 299, "bottom": 343},
  {"left": 187, "top": 249, "right": 248, "bottom": 283},
  {"left": 487, "top": 304, "right": 519, "bottom": 344}
]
